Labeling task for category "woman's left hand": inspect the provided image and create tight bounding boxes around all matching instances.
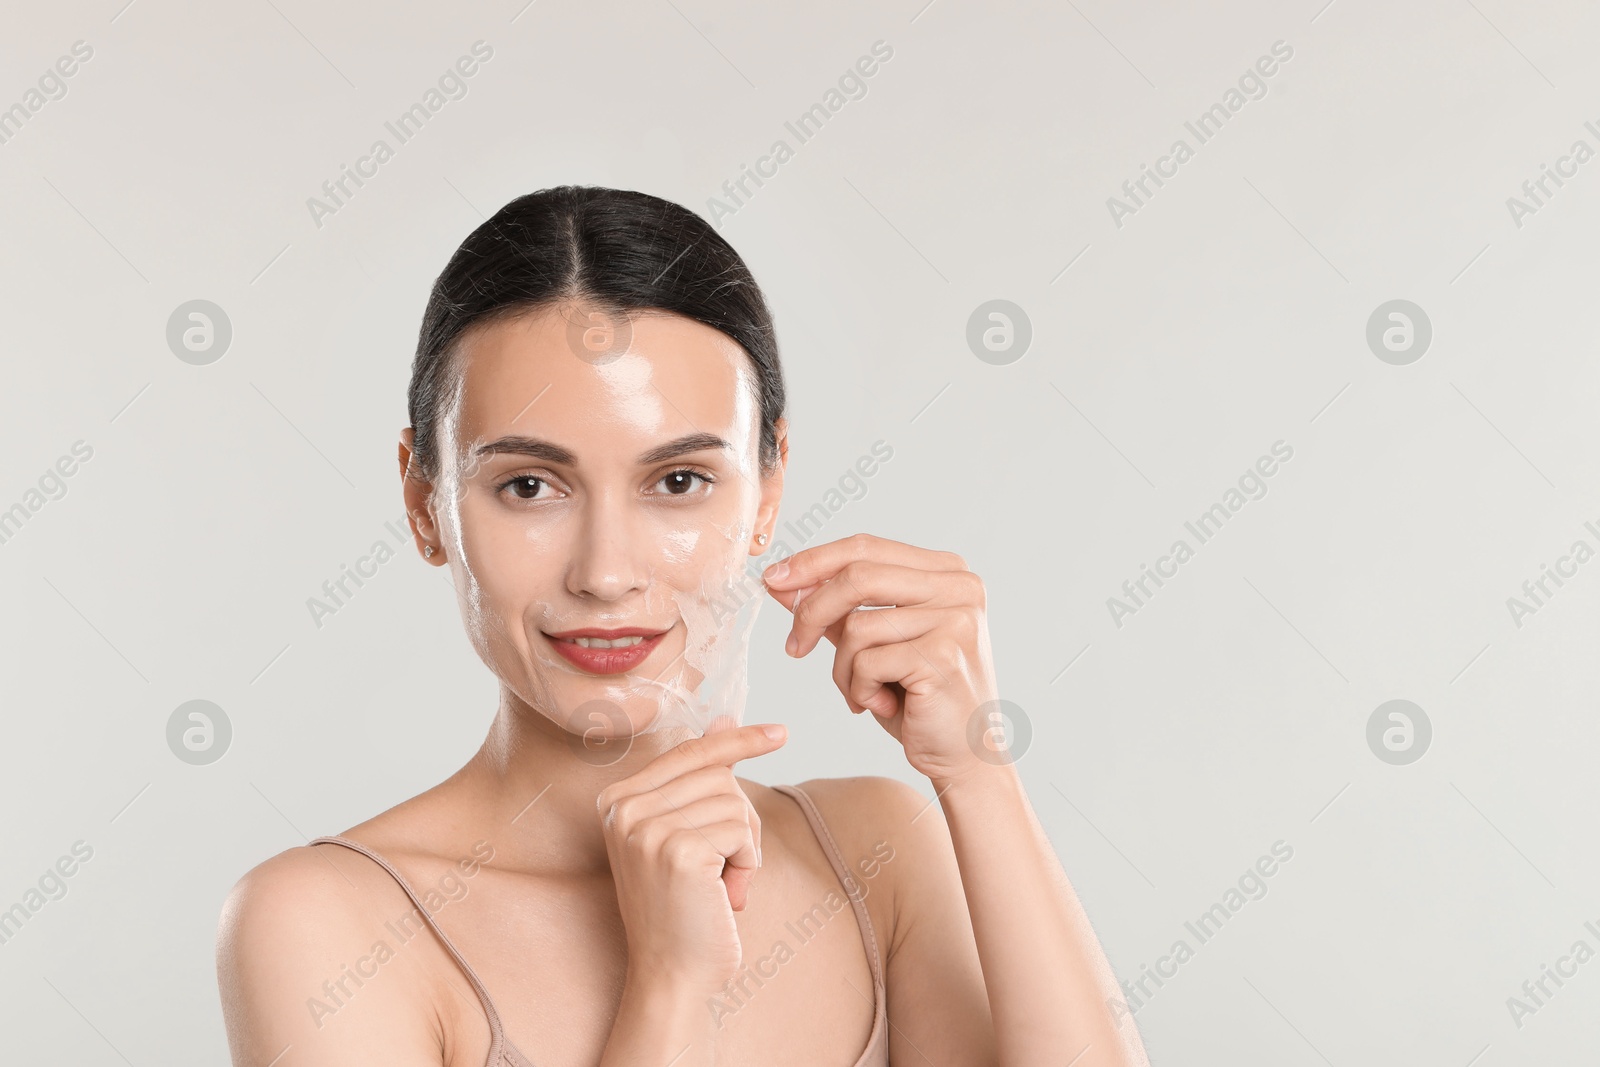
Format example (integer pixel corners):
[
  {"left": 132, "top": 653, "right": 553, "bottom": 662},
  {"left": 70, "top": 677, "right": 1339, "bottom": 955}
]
[{"left": 761, "top": 533, "right": 1004, "bottom": 784}]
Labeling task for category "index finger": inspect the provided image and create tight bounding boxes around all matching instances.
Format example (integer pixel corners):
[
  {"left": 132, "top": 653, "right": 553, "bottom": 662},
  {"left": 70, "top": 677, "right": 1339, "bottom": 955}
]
[
  {"left": 761, "top": 533, "right": 966, "bottom": 591},
  {"left": 635, "top": 722, "right": 788, "bottom": 791}
]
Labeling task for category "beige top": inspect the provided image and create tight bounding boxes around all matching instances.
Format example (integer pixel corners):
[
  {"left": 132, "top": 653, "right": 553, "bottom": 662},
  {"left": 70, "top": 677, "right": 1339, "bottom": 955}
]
[{"left": 309, "top": 781, "right": 889, "bottom": 1066}]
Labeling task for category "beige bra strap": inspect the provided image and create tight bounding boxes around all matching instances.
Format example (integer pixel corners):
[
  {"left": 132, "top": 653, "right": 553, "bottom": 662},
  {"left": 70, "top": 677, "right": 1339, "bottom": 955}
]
[
  {"left": 309, "top": 835, "right": 507, "bottom": 1062},
  {"left": 770, "top": 784, "right": 887, "bottom": 990}
]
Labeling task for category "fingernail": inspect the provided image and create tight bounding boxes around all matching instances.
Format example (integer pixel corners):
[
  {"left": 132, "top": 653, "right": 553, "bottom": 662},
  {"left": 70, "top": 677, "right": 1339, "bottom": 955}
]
[
  {"left": 761, "top": 723, "right": 786, "bottom": 741},
  {"left": 757, "top": 845, "right": 764, "bottom": 867},
  {"left": 764, "top": 559, "right": 790, "bottom": 583},
  {"left": 785, "top": 633, "right": 798, "bottom": 657}
]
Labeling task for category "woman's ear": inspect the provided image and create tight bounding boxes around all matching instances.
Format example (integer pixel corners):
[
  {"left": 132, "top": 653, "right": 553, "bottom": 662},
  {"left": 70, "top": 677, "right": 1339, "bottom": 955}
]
[
  {"left": 398, "top": 428, "right": 445, "bottom": 565},
  {"left": 750, "top": 417, "right": 788, "bottom": 554}
]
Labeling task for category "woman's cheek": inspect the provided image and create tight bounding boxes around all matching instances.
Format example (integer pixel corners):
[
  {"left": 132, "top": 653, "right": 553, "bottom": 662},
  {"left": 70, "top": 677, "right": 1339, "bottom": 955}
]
[
  {"left": 450, "top": 502, "right": 551, "bottom": 640},
  {"left": 657, "top": 524, "right": 701, "bottom": 568},
  {"left": 647, "top": 509, "right": 747, "bottom": 595},
  {"left": 638, "top": 504, "right": 764, "bottom": 727}
]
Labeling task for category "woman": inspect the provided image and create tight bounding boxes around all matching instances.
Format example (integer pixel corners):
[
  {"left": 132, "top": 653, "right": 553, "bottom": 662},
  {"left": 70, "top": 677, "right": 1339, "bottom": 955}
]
[{"left": 216, "top": 186, "right": 1150, "bottom": 1067}]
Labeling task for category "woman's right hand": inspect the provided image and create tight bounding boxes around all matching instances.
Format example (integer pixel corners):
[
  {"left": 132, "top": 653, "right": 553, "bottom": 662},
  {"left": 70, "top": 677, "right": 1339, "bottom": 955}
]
[{"left": 596, "top": 721, "right": 788, "bottom": 995}]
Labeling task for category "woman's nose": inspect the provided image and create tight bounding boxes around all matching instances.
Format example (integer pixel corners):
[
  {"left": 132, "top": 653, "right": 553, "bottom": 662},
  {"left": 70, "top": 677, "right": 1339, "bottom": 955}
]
[{"left": 565, "top": 497, "right": 653, "bottom": 601}]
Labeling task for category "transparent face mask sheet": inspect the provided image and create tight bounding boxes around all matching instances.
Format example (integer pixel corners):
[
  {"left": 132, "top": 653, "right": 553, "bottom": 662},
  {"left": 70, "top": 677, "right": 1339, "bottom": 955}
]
[{"left": 429, "top": 329, "right": 767, "bottom": 742}]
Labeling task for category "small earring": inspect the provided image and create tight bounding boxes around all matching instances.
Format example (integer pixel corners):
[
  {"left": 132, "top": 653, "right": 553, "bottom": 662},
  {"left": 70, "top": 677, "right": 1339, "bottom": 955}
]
[
  {"left": 424, "top": 545, "right": 435, "bottom": 558},
  {"left": 755, "top": 533, "right": 769, "bottom": 546}
]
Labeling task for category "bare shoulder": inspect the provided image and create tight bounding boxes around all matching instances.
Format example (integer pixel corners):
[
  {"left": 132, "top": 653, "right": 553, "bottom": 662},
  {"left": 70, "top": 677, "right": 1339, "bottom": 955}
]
[
  {"left": 217, "top": 845, "right": 361, "bottom": 991},
  {"left": 788, "top": 775, "right": 938, "bottom": 832},
  {"left": 773, "top": 777, "right": 953, "bottom": 896},
  {"left": 792, "top": 775, "right": 953, "bottom": 863},
  {"left": 801, "top": 775, "right": 970, "bottom": 944},
  {"left": 216, "top": 843, "right": 447, "bottom": 1066},
  {"left": 739, "top": 774, "right": 938, "bottom": 845}
]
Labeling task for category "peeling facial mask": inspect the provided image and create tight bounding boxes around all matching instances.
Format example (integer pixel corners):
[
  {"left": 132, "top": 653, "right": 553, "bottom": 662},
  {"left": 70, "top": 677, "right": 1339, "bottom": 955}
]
[
  {"left": 430, "top": 313, "right": 769, "bottom": 740},
  {"left": 516, "top": 516, "right": 767, "bottom": 736}
]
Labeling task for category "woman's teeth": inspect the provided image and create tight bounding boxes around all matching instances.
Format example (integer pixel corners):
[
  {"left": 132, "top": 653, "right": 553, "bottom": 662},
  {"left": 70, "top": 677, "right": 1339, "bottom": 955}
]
[{"left": 568, "top": 635, "right": 646, "bottom": 648}]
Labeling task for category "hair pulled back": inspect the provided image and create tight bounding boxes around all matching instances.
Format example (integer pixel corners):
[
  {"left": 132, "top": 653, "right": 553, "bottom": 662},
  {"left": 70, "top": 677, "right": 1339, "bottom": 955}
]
[{"left": 407, "top": 185, "right": 785, "bottom": 483}]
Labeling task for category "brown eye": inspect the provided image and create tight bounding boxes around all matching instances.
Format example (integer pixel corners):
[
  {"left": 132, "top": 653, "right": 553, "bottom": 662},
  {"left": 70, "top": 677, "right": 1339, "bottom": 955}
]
[
  {"left": 501, "top": 476, "right": 545, "bottom": 500},
  {"left": 655, "top": 469, "right": 710, "bottom": 496}
]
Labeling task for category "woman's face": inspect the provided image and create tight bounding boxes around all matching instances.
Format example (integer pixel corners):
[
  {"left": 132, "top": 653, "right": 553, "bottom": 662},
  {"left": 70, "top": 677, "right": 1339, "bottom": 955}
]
[{"left": 408, "top": 302, "right": 783, "bottom": 742}]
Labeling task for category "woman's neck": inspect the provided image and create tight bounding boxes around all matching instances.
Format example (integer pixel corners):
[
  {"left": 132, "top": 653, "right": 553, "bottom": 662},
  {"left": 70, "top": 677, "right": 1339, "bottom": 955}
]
[{"left": 452, "top": 689, "right": 703, "bottom": 876}]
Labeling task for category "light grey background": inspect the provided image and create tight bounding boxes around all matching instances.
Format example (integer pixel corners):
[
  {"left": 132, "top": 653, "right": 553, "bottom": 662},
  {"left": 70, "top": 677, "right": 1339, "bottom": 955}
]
[{"left": 2, "top": 0, "right": 1597, "bottom": 1063}]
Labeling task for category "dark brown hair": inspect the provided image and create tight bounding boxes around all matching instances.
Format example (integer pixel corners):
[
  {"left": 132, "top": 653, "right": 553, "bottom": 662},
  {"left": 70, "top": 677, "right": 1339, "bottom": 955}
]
[{"left": 407, "top": 185, "right": 785, "bottom": 483}]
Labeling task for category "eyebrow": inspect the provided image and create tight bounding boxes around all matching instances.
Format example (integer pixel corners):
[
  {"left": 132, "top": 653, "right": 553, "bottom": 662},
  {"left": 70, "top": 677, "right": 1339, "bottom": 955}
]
[{"left": 472, "top": 431, "right": 730, "bottom": 466}]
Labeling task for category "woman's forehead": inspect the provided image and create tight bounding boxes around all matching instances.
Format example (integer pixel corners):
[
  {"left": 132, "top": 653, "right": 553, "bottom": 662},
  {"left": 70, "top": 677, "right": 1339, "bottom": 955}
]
[{"left": 450, "top": 306, "right": 758, "bottom": 451}]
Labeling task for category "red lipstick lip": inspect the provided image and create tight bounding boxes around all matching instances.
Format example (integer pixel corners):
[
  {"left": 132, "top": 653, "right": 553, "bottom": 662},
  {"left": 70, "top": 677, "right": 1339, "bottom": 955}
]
[
  {"left": 542, "top": 626, "right": 671, "bottom": 675},
  {"left": 544, "top": 626, "right": 669, "bottom": 640}
]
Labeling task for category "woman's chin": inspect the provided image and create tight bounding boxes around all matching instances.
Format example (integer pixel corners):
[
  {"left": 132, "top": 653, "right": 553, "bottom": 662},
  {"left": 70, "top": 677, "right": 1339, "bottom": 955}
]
[{"left": 556, "top": 688, "right": 709, "bottom": 741}]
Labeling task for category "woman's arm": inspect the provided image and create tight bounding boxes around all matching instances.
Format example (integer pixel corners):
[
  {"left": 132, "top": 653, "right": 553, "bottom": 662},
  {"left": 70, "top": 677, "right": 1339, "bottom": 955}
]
[
  {"left": 931, "top": 763, "right": 1146, "bottom": 1065},
  {"left": 596, "top": 973, "right": 720, "bottom": 1066},
  {"left": 809, "top": 772, "right": 1144, "bottom": 1067},
  {"left": 764, "top": 534, "right": 1151, "bottom": 1066}
]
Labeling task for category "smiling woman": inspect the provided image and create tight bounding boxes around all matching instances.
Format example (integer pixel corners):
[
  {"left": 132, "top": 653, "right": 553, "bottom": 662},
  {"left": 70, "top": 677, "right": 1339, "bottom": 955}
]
[{"left": 215, "top": 185, "right": 1151, "bottom": 1067}]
